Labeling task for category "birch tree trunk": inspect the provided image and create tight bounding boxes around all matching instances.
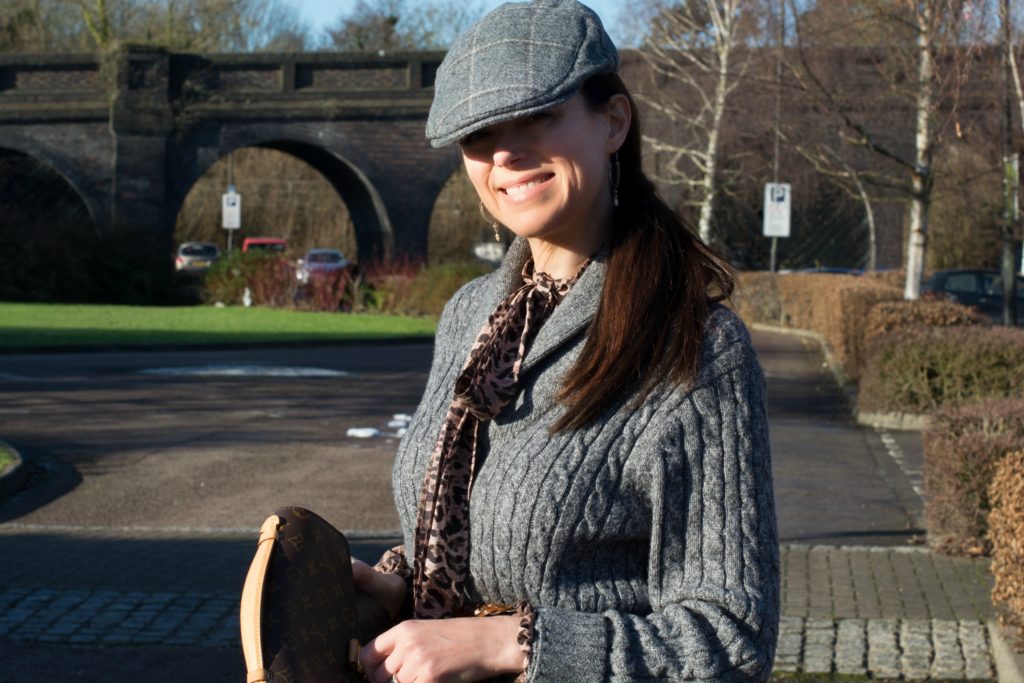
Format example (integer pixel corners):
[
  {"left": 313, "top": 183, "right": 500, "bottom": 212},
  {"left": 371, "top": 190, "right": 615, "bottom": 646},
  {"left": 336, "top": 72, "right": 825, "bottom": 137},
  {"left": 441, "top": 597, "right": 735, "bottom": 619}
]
[
  {"left": 637, "top": 0, "right": 747, "bottom": 247},
  {"left": 697, "top": 34, "right": 732, "bottom": 244},
  {"left": 904, "top": 1, "right": 934, "bottom": 300}
]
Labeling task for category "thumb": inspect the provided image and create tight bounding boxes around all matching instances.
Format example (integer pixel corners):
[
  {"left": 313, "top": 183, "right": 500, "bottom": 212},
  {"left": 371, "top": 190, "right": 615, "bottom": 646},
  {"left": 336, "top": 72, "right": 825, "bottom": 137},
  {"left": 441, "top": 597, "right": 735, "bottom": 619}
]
[{"left": 351, "top": 558, "right": 374, "bottom": 589}]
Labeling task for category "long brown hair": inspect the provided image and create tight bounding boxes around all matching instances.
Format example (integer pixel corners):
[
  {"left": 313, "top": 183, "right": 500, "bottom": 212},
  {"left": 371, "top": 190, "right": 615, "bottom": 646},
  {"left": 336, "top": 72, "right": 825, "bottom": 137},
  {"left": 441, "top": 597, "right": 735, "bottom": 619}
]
[{"left": 553, "top": 73, "right": 736, "bottom": 432}]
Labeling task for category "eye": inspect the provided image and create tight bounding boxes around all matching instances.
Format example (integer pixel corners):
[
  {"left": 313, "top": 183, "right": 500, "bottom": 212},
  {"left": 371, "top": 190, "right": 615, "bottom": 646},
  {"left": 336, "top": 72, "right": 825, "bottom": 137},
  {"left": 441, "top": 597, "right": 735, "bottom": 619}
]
[
  {"left": 458, "top": 128, "right": 491, "bottom": 148},
  {"left": 520, "top": 110, "right": 553, "bottom": 126}
]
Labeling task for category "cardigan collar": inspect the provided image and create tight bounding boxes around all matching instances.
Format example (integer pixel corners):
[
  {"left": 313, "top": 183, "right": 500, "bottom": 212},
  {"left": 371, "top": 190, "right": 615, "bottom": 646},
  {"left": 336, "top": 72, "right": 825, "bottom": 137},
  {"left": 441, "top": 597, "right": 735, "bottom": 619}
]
[{"left": 461, "top": 237, "right": 605, "bottom": 374}]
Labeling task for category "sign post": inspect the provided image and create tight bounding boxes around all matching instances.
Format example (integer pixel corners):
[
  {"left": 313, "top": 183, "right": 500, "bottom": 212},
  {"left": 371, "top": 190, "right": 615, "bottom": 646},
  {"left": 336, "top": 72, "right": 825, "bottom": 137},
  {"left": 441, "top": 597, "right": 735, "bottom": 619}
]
[
  {"left": 222, "top": 185, "right": 241, "bottom": 251},
  {"left": 763, "top": 182, "right": 791, "bottom": 272}
]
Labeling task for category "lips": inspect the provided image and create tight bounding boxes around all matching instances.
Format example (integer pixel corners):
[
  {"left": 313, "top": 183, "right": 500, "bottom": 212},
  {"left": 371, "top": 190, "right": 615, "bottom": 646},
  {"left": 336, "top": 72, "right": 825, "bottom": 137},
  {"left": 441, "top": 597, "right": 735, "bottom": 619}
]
[{"left": 499, "top": 173, "right": 555, "bottom": 201}]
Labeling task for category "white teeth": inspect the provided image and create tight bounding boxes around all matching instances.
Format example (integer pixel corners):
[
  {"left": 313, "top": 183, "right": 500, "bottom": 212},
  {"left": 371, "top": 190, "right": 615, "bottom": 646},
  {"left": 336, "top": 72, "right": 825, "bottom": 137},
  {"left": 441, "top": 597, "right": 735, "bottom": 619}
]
[{"left": 505, "top": 179, "right": 543, "bottom": 197}]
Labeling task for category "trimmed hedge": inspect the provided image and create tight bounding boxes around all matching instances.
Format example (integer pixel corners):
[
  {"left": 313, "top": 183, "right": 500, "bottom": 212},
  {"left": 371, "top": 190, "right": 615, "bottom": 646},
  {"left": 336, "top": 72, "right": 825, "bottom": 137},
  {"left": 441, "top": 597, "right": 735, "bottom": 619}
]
[
  {"left": 989, "top": 450, "right": 1024, "bottom": 645},
  {"left": 863, "top": 299, "right": 991, "bottom": 347},
  {"left": 733, "top": 272, "right": 782, "bottom": 325},
  {"left": 924, "top": 398, "right": 1024, "bottom": 554},
  {"left": 859, "top": 326, "right": 1024, "bottom": 414},
  {"left": 735, "top": 272, "right": 903, "bottom": 379}
]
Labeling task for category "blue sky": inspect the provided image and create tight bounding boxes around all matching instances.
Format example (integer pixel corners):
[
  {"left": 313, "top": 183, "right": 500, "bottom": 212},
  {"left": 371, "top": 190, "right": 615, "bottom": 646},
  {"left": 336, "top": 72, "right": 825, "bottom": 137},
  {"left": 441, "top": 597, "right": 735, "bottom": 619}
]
[{"left": 293, "top": 0, "right": 626, "bottom": 47}]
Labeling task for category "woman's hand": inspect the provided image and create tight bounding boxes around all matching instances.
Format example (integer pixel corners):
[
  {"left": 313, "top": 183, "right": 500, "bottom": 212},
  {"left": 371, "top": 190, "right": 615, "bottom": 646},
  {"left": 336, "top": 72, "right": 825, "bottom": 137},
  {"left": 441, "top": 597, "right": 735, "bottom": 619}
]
[
  {"left": 359, "top": 616, "right": 525, "bottom": 683},
  {"left": 351, "top": 558, "right": 407, "bottom": 620}
]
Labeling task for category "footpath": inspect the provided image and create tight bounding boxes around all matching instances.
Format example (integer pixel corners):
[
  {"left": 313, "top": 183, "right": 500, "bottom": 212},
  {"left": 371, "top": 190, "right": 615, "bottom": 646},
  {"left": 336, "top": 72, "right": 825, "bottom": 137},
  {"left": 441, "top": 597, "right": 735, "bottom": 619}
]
[{"left": 0, "top": 330, "right": 1019, "bottom": 681}]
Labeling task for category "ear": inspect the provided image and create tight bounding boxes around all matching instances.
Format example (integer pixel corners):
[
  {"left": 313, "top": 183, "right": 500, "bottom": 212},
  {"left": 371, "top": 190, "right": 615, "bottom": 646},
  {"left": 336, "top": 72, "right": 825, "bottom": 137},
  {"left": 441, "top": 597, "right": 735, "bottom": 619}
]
[{"left": 604, "top": 94, "right": 631, "bottom": 154}]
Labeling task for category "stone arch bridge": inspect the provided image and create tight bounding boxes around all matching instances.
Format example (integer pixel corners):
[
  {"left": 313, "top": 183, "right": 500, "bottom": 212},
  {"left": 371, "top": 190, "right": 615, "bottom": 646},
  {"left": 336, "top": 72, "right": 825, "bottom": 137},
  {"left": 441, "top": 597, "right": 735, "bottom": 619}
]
[{"left": 0, "top": 47, "right": 460, "bottom": 264}]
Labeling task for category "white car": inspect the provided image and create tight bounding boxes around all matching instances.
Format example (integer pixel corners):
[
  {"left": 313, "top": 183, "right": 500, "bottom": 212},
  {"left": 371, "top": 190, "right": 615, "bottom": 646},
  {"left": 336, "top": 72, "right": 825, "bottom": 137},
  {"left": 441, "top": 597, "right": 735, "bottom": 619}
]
[
  {"left": 295, "top": 249, "right": 351, "bottom": 284},
  {"left": 174, "top": 242, "right": 220, "bottom": 273}
]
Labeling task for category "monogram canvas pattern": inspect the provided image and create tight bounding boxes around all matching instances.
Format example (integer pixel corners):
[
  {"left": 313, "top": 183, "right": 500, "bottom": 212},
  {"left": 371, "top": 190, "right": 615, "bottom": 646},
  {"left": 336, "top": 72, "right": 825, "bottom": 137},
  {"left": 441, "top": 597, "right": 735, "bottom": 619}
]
[
  {"left": 411, "top": 258, "right": 589, "bottom": 618},
  {"left": 244, "top": 507, "right": 392, "bottom": 683}
]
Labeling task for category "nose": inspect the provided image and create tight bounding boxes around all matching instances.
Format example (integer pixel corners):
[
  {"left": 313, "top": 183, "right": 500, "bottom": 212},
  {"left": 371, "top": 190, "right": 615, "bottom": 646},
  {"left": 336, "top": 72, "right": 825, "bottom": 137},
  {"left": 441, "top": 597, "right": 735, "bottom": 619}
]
[{"left": 491, "top": 129, "right": 526, "bottom": 168}]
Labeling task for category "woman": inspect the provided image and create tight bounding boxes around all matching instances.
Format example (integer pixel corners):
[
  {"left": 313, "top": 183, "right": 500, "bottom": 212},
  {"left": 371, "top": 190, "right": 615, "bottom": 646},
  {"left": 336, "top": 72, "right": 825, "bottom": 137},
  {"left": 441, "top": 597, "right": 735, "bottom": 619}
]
[{"left": 353, "top": 1, "right": 779, "bottom": 680}]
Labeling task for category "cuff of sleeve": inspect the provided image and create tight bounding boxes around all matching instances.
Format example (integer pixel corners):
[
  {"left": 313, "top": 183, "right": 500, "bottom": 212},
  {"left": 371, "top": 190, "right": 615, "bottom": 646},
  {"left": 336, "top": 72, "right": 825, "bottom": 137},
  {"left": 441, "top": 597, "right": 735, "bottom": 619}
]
[{"left": 528, "top": 606, "right": 607, "bottom": 682}]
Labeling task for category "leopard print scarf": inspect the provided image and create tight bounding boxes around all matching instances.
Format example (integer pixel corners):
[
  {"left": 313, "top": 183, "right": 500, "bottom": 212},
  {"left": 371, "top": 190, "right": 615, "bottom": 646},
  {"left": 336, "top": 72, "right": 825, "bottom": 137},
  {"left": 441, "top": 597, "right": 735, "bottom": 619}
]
[{"left": 410, "top": 257, "right": 590, "bottom": 619}]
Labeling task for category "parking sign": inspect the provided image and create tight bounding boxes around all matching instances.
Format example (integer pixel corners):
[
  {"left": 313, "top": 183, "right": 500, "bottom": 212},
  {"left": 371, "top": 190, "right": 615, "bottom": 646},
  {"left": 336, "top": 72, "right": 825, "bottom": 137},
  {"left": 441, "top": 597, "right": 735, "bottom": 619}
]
[
  {"left": 763, "top": 183, "right": 791, "bottom": 238},
  {"left": 222, "top": 190, "right": 241, "bottom": 230}
]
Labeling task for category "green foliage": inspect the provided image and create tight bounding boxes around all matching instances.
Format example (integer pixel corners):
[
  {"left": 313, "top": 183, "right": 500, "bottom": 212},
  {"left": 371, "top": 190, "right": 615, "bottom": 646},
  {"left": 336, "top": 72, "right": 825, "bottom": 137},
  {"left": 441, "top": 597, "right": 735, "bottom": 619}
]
[
  {"left": 202, "top": 251, "right": 489, "bottom": 317},
  {"left": 202, "top": 250, "right": 293, "bottom": 306},
  {"left": 923, "top": 397, "right": 1024, "bottom": 555},
  {"left": 360, "top": 259, "right": 490, "bottom": 317},
  {"left": 859, "top": 326, "right": 1024, "bottom": 415},
  {"left": 0, "top": 444, "right": 15, "bottom": 472},
  {"left": 403, "top": 262, "right": 490, "bottom": 316}
]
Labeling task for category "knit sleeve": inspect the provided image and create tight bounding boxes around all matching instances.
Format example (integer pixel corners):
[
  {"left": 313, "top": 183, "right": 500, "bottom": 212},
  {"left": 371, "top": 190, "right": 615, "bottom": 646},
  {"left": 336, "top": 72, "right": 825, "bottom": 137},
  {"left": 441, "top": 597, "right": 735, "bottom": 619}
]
[{"left": 525, "top": 341, "right": 780, "bottom": 682}]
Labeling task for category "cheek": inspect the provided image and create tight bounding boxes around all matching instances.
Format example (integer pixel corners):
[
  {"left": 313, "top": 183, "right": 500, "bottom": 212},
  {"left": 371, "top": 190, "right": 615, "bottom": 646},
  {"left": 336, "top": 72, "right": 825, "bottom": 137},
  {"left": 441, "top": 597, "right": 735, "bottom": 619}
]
[{"left": 462, "top": 160, "right": 492, "bottom": 199}]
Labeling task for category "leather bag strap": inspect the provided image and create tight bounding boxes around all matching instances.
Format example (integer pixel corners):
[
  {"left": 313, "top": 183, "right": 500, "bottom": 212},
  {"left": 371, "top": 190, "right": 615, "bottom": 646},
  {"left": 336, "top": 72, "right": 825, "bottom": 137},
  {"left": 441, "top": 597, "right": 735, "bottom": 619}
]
[{"left": 240, "top": 515, "right": 281, "bottom": 683}]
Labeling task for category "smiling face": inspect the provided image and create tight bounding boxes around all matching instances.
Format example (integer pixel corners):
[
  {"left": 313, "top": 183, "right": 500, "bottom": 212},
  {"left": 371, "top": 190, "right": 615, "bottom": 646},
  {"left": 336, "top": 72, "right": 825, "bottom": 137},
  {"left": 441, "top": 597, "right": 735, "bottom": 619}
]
[{"left": 459, "top": 91, "right": 630, "bottom": 253}]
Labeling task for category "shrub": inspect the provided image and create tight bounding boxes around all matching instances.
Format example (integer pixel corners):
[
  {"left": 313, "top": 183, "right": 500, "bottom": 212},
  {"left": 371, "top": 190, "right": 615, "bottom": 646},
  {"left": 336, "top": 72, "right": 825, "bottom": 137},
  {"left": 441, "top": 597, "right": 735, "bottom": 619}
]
[
  {"left": 734, "top": 272, "right": 903, "bottom": 379},
  {"left": 989, "top": 450, "right": 1024, "bottom": 645},
  {"left": 863, "top": 299, "right": 991, "bottom": 349},
  {"left": 733, "top": 272, "right": 782, "bottom": 325},
  {"left": 294, "top": 268, "right": 359, "bottom": 312},
  {"left": 202, "top": 250, "right": 296, "bottom": 306},
  {"left": 861, "top": 268, "right": 907, "bottom": 290},
  {"left": 859, "top": 326, "right": 1024, "bottom": 414},
  {"left": 923, "top": 398, "right": 1024, "bottom": 555},
  {"left": 359, "top": 259, "right": 490, "bottom": 317},
  {"left": 404, "top": 262, "right": 491, "bottom": 316},
  {"left": 774, "top": 273, "right": 902, "bottom": 380}
]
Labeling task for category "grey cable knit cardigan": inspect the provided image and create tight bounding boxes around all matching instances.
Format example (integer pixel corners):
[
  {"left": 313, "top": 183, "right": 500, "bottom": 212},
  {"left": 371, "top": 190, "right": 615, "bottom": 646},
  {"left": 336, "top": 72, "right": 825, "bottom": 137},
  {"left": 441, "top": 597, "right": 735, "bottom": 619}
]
[{"left": 392, "top": 239, "right": 780, "bottom": 681}]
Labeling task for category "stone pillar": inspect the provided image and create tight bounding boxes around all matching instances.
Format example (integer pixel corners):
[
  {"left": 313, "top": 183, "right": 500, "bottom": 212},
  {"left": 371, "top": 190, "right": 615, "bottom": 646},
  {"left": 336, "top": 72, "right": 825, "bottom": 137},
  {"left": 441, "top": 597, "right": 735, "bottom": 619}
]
[{"left": 107, "top": 46, "right": 176, "bottom": 299}]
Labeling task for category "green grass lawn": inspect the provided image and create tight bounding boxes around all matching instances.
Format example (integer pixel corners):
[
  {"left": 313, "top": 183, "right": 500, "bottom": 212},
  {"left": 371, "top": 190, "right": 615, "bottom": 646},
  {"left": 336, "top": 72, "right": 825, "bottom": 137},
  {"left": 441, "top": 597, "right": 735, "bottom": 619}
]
[{"left": 0, "top": 303, "right": 437, "bottom": 349}]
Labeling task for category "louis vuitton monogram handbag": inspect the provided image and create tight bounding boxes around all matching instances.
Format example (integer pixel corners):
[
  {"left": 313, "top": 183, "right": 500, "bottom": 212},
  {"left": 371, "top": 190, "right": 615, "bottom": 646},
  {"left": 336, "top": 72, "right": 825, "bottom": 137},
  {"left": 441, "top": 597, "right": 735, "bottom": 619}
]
[{"left": 240, "top": 507, "right": 393, "bottom": 683}]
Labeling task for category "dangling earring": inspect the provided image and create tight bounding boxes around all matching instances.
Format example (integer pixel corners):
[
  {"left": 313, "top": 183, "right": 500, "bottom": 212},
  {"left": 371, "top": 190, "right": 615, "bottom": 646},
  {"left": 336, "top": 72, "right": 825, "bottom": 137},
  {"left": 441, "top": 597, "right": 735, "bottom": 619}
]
[
  {"left": 609, "top": 152, "right": 621, "bottom": 208},
  {"left": 479, "top": 202, "right": 501, "bottom": 242}
]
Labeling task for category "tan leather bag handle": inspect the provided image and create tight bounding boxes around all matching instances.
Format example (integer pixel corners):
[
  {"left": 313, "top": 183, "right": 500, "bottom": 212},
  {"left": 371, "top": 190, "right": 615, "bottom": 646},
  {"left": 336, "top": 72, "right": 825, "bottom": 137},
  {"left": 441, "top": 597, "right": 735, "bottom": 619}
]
[{"left": 240, "top": 515, "right": 281, "bottom": 683}]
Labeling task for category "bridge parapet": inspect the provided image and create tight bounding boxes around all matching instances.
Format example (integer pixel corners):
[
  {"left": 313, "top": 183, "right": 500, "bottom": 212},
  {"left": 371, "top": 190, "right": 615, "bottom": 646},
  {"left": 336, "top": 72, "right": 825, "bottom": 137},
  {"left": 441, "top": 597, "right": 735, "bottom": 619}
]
[{"left": 0, "top": 49, "right": 444, "bottom": 123}]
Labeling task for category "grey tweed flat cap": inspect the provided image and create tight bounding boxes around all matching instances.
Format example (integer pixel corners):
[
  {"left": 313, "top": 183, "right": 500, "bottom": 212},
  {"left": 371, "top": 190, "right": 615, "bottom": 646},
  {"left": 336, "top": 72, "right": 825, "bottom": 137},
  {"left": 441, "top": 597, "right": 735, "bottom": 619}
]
[{"left": 426, "top": 0, "right": 618, "bottom": 148}]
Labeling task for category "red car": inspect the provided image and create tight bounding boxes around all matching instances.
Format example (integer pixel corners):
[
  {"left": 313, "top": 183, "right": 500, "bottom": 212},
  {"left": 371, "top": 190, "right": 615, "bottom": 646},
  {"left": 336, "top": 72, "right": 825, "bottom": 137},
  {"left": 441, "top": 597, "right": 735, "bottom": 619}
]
[{"left": 242, "top": 237, "right": 288, "bottom": 253}]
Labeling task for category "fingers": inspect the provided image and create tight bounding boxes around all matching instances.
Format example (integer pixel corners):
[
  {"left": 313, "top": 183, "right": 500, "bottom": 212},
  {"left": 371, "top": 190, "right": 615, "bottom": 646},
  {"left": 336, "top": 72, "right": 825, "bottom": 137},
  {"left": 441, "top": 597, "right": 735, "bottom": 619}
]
[{"left": 360, "top": 628, "right": 400, "bottom": 683}]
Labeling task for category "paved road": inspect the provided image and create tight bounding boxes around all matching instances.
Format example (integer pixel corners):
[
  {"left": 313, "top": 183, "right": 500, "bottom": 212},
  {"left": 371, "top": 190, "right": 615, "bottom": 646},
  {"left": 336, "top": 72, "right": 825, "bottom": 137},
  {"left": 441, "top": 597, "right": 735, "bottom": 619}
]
[{"left": 0, "top": 331, "right": 992, "bottom": 681}]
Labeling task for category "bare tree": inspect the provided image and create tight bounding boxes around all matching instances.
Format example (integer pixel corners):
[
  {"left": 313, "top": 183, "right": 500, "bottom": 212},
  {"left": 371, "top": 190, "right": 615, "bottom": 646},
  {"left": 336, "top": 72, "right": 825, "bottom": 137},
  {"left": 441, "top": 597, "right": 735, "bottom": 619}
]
[
  {"left": 634, "top": 0, "right": 756, "bottom": 245},
  {"left": 324, "top": 0, "right": 482, "bottom": 51},
  {"left": 788, "top": 0, "right": 987, "bottom": 299},
  {"left": 1, "top": 0, "right": 310, "bottom": 53},
  {"left": 785, "top": 136, "right": 880, "bottom": 271}
]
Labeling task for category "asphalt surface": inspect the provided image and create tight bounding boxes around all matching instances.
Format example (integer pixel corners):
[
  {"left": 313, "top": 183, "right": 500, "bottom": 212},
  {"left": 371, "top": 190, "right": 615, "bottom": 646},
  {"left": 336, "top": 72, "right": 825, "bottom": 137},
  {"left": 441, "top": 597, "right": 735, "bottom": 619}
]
[{"left": 0, "top": 330, "right": 939, "bottom": 681}]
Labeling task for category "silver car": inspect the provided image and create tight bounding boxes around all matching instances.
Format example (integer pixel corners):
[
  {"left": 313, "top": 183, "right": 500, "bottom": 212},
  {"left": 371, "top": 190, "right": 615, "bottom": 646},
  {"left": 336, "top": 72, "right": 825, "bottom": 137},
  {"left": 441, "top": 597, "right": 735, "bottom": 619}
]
[
  {"left": 296, "top": 249, "right": 352, "bottom": 285},
  {"left": 174, "top": 242, "right": 220, "bottom": 273}
]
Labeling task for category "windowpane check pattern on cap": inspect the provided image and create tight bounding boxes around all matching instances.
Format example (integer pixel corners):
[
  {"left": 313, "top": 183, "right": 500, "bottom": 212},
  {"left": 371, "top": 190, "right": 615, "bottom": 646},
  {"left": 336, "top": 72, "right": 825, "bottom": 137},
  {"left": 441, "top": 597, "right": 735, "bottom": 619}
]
[{"left": 426, "top": 0, "right": 618, "bottom": 148}]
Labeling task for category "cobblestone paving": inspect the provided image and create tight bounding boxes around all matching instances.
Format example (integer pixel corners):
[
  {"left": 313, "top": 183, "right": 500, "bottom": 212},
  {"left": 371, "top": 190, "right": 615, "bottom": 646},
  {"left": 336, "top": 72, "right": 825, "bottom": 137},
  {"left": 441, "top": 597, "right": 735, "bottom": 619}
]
[
  {"left": 775, "top": 616, "right": 994, "bottom": 679},
  {"left": 0, "top": 544, "right": 998, "bottom": 679},
  {"left": 0, "top": 586, "right": 238, "bottom": 648},
  {"left": 781, "top": 544, "right": 994, "bottom": 622}
]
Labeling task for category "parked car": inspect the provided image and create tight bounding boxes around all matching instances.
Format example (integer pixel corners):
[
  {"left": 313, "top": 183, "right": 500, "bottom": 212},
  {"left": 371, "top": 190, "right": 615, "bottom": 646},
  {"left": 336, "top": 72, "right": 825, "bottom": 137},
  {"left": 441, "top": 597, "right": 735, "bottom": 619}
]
[
  {"left": 923, "top": 268, "right": 1024, "bottom": 323},
  {"left": 174, "top": 242, "right": 220, "bottom": 272},
  {"left": 242, "top": 237, "right": 288, "bottom": 253},
  {"left": 295, "top": 248, "right": 352, "bottom": 285}
]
